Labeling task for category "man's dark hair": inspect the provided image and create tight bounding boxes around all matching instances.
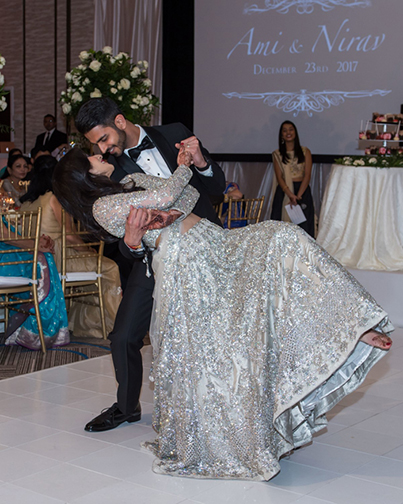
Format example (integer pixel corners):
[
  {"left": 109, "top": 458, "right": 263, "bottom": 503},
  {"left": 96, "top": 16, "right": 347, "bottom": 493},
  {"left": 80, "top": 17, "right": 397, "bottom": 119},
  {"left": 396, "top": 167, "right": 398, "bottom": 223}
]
[
  {"left": 44, "top": 114, "right": 56, "bottom": 122},
  {"left": 75, "top": 98, "right": 124, "bottom": 135}
]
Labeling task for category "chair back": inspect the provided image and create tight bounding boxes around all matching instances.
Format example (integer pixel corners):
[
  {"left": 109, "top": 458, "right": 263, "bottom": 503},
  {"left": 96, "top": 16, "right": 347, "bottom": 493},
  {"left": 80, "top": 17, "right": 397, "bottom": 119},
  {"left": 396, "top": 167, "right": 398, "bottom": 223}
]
[
  {"left": 0, "top": 208, "right": 47, "bottom": 353},
  {"left": 213, "top": 202, "right": 224, "bottom": 220},
  {"left": 0, "top": 208, "right": 42, "bottom": 281},
  {"left": 227, "top": 196, "right": 265, "bottom": 229},
  {"left": 60, "top": 209, "right": 107, "bottom": 339}
]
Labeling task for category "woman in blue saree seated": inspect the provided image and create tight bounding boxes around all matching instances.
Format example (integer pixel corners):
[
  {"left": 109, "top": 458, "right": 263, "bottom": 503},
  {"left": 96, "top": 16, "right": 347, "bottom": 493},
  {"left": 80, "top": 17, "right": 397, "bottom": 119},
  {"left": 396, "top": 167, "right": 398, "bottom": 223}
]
[
  {"left": 1, "top": 218, "right": 69, "bottom": 350},
  {"left": 221, "top": 181, "right": 246, "bottom": 229}
]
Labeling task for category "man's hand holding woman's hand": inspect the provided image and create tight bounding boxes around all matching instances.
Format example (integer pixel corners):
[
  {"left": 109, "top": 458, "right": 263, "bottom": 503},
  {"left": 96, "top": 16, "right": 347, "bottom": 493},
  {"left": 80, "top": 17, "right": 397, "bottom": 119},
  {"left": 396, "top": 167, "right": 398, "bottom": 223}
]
[
  {"left": 176, "top": 144, "right": 193, "bottom": 167},
  {"left": 175, "top": 135, "right": 208, "bottom": 169}
]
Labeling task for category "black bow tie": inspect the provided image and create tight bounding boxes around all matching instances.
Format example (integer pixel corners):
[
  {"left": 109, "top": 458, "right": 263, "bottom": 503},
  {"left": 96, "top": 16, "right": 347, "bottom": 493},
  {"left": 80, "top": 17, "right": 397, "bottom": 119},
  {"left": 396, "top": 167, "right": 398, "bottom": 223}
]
[{"left": 128, "top": 136, "right": 154, "bottom": 161}]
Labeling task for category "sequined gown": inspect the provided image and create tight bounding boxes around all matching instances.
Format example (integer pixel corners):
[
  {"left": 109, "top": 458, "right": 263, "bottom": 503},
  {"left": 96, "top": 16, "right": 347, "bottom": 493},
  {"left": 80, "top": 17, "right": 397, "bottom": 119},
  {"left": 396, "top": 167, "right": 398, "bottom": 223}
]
[{"left": 93, "top": 165, "right": 393, "bottom": 481}]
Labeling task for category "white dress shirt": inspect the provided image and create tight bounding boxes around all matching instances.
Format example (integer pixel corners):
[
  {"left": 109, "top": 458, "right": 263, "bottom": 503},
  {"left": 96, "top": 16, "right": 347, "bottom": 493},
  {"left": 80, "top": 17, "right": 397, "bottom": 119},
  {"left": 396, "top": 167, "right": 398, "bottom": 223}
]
[{"left": 124, "top": 125, "right": 213, "bottom": 179}]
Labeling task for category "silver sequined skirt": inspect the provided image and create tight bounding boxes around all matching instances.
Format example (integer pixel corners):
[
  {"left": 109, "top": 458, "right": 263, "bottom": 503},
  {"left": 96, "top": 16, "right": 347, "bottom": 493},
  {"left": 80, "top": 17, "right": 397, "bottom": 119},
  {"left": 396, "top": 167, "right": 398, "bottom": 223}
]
[{"left": 145, "top": 219, "right": 392, "bottom": 480}]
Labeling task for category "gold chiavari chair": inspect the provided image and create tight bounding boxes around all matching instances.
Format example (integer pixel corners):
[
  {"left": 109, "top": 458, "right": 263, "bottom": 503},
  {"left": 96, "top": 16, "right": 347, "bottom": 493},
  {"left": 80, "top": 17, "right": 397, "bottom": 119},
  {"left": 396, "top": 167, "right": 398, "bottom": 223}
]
[
  {"left": 60, "top": 209, "right": 107, "bottom": 339},
  {"left": 0, "top": 208, "right": 47, "bottom": 353},
  {"left": 227, "top": 196, "right": 265, "bottom": 229},
  {"left": 213, "top": 202, "right": 224, "bottom": 220}
]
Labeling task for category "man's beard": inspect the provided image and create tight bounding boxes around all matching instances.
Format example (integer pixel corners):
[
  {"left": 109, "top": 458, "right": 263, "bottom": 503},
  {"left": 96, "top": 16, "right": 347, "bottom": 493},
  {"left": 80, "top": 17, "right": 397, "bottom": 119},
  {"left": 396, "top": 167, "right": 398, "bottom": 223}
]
[{"left": 109, "top": 128, "right": 127, "bottom": 157}]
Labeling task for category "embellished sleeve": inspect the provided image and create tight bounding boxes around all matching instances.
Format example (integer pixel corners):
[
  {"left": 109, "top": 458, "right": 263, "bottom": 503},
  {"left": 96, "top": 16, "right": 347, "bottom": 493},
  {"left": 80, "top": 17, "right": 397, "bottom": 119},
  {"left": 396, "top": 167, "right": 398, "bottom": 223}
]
[
  {"left": 170, "top": 185, "right": 200, "bottom": 220},
  {"left": 92, "top": 165, "right": 193, "bottom": 238}
]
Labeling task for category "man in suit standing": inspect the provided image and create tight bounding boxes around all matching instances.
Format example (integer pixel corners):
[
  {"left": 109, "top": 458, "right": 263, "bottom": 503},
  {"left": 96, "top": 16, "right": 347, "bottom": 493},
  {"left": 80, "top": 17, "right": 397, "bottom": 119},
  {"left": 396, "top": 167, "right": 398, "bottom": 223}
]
[
  {"left": 74, "top": 97, "right": 226, "bottom": 432},
  {"left": 33, "top": 114, "right": 68, "bottom": 154}
]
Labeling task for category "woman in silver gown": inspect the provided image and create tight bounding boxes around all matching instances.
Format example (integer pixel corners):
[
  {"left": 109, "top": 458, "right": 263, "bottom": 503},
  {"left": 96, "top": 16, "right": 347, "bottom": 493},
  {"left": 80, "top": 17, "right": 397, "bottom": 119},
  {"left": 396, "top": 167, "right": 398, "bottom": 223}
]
[{"left": 53, "top": 148, "right": 393, "bottom": 481}]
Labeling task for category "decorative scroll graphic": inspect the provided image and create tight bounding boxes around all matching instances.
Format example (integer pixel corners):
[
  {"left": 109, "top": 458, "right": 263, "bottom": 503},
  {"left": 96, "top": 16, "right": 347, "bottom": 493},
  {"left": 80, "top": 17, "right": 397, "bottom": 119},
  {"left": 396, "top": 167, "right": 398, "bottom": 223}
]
[
  {"left": 244, "top": 0, "right": 371, "bottom": 15},
  {"left": 223, "top": 89, "right": 390, "bottom": 116}
]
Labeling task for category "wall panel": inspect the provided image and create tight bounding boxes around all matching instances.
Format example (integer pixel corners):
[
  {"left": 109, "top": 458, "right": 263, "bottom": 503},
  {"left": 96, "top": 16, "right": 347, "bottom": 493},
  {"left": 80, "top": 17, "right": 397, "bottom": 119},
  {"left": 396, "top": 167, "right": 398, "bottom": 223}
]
[{"left": 0, "top": 0, "right": 94, "bottom": 153}]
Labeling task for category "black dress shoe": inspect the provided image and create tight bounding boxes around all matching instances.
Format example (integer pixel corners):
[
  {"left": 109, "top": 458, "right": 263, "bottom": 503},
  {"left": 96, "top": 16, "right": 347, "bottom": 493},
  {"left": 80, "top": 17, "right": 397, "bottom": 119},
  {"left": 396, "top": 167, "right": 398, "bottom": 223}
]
[{"left": 84, "top": 403, "right": 141, "bottom": 432}]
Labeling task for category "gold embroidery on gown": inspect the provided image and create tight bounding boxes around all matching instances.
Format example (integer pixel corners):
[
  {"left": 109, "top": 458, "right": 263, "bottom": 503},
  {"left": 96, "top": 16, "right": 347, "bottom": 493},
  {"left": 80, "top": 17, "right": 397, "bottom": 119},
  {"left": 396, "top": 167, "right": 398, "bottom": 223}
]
[{"left": 92, "top": 165, "right": 393, "bottom": 480}]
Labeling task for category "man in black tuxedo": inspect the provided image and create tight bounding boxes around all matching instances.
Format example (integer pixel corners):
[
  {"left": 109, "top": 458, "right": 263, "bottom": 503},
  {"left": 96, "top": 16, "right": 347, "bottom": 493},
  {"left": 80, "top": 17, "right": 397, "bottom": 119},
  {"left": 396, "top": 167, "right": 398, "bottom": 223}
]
[
  {"left": 74, "top": 97, "right": 226, "bottom": 432},
  {"left": 33, "top": 114, "right": 68, "bottom": 154}
]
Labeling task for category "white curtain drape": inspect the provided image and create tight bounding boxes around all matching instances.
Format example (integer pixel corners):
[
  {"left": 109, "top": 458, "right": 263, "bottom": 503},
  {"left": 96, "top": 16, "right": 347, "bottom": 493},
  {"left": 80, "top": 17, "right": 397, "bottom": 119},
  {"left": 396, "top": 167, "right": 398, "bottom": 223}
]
[{"left": 94, "top": 0, "right": 162, "bottom": 124}]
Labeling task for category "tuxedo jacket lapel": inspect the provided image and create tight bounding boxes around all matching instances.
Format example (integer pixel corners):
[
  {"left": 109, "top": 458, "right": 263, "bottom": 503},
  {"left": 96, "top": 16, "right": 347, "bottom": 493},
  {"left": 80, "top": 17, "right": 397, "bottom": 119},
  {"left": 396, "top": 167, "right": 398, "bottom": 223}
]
[
  {"left": 143, "top": 126, "right": 177, "bottom": 174},
  {"left": 120, "top": 153, "right": 144, "bottom": 174},
  {"left": 111, "top": 152, "right": 144, "bottom": 182},
  {"left": 39, "top": 133, "right": 46, "bottom": 146}
]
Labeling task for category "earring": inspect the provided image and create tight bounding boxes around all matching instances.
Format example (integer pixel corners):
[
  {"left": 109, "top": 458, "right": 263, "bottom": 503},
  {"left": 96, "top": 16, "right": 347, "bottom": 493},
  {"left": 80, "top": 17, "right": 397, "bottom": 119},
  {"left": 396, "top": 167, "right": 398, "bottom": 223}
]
[{"left": 281, "top": 138, "right": 285, "bottom": 144}]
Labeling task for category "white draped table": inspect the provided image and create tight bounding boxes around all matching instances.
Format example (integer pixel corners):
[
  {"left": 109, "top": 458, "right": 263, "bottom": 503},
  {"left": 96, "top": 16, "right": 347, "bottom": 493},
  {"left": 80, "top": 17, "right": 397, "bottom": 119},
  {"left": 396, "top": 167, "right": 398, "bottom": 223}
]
[{"left": 317, "top": 164, "right": 403, "bottom": 271}]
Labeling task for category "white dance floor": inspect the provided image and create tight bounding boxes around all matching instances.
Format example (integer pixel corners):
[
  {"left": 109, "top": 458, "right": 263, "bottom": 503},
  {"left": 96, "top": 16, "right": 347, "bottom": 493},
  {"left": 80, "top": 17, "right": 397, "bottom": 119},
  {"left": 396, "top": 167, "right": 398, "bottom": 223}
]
[{"left": 0, "top": 329, "right": 402, "bottom": 504}]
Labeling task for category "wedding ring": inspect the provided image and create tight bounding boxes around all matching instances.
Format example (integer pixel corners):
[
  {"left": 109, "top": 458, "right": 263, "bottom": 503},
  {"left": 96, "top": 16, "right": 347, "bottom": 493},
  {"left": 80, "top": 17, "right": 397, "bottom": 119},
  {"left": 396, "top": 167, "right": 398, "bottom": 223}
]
[{"left": 186, "top": 144, "right": 190, "bottom": 148}]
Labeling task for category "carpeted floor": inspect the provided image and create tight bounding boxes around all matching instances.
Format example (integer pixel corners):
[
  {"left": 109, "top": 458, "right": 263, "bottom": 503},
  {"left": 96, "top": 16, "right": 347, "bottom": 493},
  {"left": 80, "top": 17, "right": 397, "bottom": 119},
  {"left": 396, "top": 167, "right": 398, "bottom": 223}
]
[{"left": 0, "top": 333, "right": 111, "bottom": 380}]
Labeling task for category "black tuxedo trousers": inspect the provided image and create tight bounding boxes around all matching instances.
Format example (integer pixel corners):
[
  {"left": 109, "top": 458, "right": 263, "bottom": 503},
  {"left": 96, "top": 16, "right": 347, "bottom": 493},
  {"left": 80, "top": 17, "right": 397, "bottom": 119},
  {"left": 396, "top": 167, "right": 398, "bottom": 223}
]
[{"left": 109, "top": 257, "right": 154, "bottom": 414}]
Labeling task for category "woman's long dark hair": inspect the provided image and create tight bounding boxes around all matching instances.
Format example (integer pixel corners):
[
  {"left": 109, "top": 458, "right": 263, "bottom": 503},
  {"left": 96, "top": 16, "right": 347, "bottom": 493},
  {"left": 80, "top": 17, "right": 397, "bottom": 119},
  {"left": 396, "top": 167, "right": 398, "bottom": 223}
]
[
  {"left": 52, "top": 148, "right": 142, "bottom": 242},
  {"left": 278, "top": 120, "right": 305, "bottom": 165},
  {"left": 19, "top": 155, "right": 56, "bottom": 204},
  {"left": 7, "top": 148, "right": 22, "bottom": 162}
]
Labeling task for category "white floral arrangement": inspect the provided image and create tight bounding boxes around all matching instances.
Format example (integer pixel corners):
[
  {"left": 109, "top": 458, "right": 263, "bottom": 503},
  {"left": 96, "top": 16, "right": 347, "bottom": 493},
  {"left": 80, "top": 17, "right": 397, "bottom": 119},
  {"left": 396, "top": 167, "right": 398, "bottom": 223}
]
[
  {"left": 59, "top": 46, "right": 159, "bottom": 124},
  {"left": 0, "top": 53, "right": 11, "bottom": 134},
  {"left": 335, "top": 154, "right": 403, "bottom": 168},
  {"left": 0, "top": 54, "right": 8, "bottom": 113}
]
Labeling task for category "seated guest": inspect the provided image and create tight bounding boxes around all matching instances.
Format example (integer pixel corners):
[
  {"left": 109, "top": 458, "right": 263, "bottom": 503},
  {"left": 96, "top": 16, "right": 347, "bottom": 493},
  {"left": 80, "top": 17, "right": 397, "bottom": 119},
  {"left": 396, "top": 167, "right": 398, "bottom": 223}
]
[
  {"left": 20, "top": 155, "right": 121, "bottom": 338},
  {"left": 1, "top": 218, "right": 69, "bottom": 350},
  {"left": 30, "top": 146, "right": 51, "bottom": 161},
  {"left": 211, "top": 181, "right": 246, "bottom": 228},
  {"left": 0, "top": 153, "right": 29, "bottom": 207},
  {"left": 33, "top": 114, "right": 67, "bottom": 155},
  {"left": 222, "top": 181, "right": 246, "bottom": 228},
  {"left": 270, "top": 121, "right": 315, "bottom": 238},
  {"left": 0, "top": 148, "right": 23, "bottom": 178}
]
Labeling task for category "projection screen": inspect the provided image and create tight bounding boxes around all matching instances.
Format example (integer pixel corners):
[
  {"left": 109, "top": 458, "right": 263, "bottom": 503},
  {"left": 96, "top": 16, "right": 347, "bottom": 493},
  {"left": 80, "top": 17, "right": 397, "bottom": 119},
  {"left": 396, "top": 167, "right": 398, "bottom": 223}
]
[{"left": 194, "top": 0, "right": 402, "bottom": 156}]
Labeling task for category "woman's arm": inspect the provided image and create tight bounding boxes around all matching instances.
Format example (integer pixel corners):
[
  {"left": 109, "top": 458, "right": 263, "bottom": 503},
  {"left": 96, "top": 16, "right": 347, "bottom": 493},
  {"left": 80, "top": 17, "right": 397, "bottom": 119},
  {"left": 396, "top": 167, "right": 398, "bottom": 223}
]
[
  {"left": 273, "top": 153, "right": 298, "bottom": 206},
  {"left": 93, "top": 164, "right": 193, "bottom": 237},
  {"left": 296, "top": 148, "right": 312, "bottom": 200},
  {"left": 2, "top": 179, "right": 13, "bottom": 193},
  {"left": 121, "top": 164, "right": 193, "bottom": 209}
]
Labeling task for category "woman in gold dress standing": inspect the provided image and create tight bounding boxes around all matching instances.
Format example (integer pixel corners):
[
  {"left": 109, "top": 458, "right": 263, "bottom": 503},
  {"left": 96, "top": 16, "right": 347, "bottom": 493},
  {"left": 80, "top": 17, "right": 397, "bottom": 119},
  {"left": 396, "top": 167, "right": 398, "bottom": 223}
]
[{"left": 271, "top": 121, "right": 315, "bottom": 237}]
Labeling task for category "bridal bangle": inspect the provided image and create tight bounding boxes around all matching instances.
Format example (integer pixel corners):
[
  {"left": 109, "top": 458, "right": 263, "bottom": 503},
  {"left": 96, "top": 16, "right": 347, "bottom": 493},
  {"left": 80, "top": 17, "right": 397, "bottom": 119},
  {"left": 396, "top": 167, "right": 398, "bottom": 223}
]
[{"left": 127, "top": 242, "right": 143, "bottom": 250}]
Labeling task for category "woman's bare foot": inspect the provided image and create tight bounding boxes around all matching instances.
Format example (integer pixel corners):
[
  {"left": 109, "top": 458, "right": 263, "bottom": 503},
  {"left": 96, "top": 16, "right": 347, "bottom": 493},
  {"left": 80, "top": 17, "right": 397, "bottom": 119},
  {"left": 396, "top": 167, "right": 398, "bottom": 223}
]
[{"left": 360, "top": 330, "right": 392, "bottom": 349}]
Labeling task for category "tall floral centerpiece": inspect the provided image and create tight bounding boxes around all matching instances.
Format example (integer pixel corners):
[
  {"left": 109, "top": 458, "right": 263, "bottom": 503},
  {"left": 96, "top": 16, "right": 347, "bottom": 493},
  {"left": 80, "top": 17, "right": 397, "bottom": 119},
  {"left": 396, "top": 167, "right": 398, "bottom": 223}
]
[
  {"left": 59, "top": 46, "right": 159, "bottom": 137},
  {"left": 0, "top": 53, "right": 9, "bottom": 133},
  {"left": 0, "top": 54, "right": 7, "bottom": 110}
]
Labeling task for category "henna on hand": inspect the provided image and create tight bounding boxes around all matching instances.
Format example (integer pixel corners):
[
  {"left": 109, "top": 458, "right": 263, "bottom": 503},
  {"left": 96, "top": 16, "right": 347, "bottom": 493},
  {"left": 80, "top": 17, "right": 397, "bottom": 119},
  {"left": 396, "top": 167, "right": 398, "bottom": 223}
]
[{"left": 142, "top": 209, "right": 183, "bottom": 231}]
